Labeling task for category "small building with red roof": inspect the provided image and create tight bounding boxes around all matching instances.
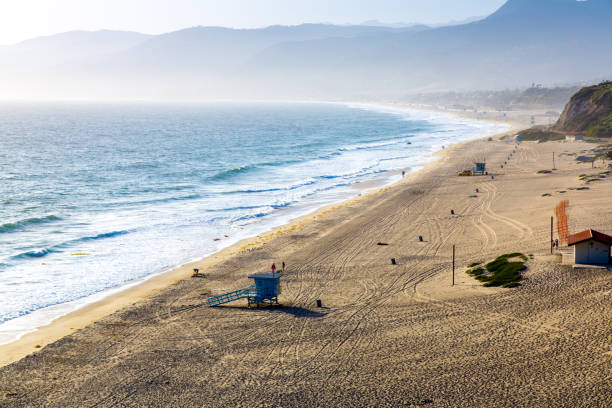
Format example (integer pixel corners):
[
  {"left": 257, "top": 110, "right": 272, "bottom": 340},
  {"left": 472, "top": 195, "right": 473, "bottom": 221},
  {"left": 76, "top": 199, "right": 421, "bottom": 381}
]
[{"left": 567, "top": 229, "right": 612, "bottom": 265}]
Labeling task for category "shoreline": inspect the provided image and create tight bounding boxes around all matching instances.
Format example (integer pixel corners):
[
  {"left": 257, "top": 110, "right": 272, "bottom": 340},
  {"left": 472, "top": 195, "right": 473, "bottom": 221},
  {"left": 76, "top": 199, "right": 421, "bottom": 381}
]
[{"left": 0, "top": 106, "right": 518, "bottom": 368}]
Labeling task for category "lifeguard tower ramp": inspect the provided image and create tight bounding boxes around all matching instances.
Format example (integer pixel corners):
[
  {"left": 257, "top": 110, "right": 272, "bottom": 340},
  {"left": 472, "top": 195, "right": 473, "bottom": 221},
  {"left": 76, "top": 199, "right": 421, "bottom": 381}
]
[
  {"left": 207, "top": 285, "right": 256, "bottom": 307},
  {"left": 207, "top": 272, "right": 282, "bottom": 307}
]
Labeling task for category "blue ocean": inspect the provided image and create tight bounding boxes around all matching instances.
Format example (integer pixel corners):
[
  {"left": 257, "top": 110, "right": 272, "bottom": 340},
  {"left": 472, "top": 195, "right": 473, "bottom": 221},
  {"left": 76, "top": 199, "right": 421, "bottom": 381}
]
[{"left": 0, "top": 102, "right": 505, "bottom": 342}]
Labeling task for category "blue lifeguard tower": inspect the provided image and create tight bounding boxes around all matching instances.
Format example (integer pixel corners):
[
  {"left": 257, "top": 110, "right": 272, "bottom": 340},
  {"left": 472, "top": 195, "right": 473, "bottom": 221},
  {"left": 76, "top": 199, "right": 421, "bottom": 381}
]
[
  {"left": 207, "top": 272, "right": 282, "bottom": 308},
  {"left": 472, "top": 162, "right": 486, "bottom": 175}
]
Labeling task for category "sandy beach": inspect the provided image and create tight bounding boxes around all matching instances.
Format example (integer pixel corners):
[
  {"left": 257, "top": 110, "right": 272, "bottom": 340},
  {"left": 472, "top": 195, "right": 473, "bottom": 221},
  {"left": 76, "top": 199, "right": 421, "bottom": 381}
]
[{"left": 1, "top": 114, "right": 611, "bottom": 407}]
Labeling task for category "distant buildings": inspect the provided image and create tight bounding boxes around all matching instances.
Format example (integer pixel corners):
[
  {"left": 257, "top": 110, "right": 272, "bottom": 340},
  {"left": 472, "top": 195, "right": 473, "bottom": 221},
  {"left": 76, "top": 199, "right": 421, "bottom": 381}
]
[{"left": 565, "top": 132, "right": 584, "bottom": 142}]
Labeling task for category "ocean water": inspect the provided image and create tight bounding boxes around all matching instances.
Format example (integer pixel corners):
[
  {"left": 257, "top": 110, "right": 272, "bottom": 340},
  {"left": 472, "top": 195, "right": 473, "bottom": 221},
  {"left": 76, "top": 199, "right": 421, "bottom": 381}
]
[{"left": 0, "top": 102, "right": 506, "bottom": 343}]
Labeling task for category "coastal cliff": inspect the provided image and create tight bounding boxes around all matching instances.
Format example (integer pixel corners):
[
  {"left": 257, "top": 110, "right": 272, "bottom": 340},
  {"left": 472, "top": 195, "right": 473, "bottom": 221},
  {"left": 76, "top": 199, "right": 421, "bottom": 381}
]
[{"left": 552, "top": 81, "right": 612, "bottom": 137}]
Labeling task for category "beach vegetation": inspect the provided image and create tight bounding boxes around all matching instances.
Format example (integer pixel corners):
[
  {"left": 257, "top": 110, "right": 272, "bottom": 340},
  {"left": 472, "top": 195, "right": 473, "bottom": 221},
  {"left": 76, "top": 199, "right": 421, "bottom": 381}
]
[
  {"left": 466, "top": 267, "right": 485, "bottom": 277},
  {"left": 466, "top": 253, "right": 527, "bottom": 288},
  {"left": 585, "top": 114, "right": 612, "bottom": 137},
  {"left": 468, "top": 261, "right": 482, "bottom": 267},
  {"left": 579, "top": 172, "right": 608, "bottom": 183},
  {"left": 517, "top": 128, "right": 565, "bottom": 143}
]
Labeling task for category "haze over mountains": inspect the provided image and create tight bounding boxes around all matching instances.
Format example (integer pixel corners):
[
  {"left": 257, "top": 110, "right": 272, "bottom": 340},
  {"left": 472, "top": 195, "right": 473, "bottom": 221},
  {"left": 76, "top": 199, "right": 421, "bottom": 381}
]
[{"left": 1, "top": 0, "right": 611, "bottom": 100}]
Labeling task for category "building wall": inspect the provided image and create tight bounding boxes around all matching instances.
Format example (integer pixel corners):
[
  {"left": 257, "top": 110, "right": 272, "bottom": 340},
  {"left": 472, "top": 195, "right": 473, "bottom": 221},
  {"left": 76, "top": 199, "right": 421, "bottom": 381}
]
[
  {"left": 254, "top": 278, "right": 280, "bottom": 297},
  {"left": 574, "top": 240, "right": 610, "bottom": 264}
]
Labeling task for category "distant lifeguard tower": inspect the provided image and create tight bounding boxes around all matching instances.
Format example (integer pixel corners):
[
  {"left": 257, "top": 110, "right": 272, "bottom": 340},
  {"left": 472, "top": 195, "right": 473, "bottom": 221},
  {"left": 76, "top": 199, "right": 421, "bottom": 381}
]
[
  {"left": 472, "top": 162, "right": 487, "bottom": 175},
  {"left": 207, "top": 272, "right": 282, "bottom": 308}
]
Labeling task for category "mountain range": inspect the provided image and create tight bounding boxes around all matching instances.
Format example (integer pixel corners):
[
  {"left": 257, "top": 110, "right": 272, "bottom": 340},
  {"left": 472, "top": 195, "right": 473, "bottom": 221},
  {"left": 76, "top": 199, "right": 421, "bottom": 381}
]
[{"left": 1, "top": 0, "right": 611, "bottom": 99}]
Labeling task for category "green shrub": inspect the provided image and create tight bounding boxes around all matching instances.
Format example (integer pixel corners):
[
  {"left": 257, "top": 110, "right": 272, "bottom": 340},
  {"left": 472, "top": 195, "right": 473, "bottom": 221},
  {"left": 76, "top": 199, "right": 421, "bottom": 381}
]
[
  {"left": 466, "top": 267, "right": 485, "bottom": 277},
  {"left": 482, "top": 262, "right": 527, "bottom": 287},
  {"left": 468, "top": 253, "right": 527, "bottom": 288}
]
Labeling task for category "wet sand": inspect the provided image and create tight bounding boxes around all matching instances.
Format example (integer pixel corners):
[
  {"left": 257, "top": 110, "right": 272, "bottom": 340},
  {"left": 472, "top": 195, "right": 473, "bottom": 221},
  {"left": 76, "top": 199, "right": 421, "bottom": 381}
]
[{"left": 1, "top": 125, "right": 611, "bottom": 407}]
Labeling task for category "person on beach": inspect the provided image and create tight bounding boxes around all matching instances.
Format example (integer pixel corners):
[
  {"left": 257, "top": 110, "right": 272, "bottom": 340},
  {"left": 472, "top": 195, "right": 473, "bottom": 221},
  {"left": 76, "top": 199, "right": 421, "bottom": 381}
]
[
  {"left": 282, "top": 262, "right": 285, "bottom": 272},
  {"left": 402, "top": 170, "right": 406, "bottom": 178},
  {"left": 271, "top": 263, "right": 276, "bottom": 273}
]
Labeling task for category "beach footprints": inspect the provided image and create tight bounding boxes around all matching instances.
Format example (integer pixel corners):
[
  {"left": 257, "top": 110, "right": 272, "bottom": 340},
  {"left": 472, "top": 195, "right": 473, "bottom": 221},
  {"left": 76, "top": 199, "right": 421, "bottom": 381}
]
[
  {"left": 472, "top": 187, "right": 497, "bottom": 250},
  {"left": 484, "top": 183, "right": 534, "bottom": 238},
  {"left": 475, "top": 183, "right": 534, "bottom": 247}
]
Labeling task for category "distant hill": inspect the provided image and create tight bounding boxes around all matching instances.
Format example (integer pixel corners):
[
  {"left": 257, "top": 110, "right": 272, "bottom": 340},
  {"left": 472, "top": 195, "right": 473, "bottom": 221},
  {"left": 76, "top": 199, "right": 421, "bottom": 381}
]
[
  {"left": 1, "top": 0, "right": 612, "bottom": 99},
  {"left": 0, "top": 24, "right": 424, "bottom": 98},
  {"left": 0, "top": 30, "right": 151, "bottom": 68},
  {"left": 0, "top": 23, "right": 420, "bottom": 71},
  {"left": 97, "top": 23, "right": 425, "bottom": 74},
  {"left": 245, "top": 0, "right": 612, "bottom": 96},
  {"left": 360, "top": 20, "right": 429, "bottom": 29},
  {"left": 553, "top": 82, "right": 612, "bottom": 138}
]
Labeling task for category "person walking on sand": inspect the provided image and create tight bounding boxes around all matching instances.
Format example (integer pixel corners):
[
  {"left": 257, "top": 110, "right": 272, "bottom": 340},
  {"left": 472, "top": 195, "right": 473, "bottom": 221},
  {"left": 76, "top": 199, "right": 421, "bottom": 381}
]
[
  {"left": 282, "top": 262, "right": 285, "bottom": 272},
  {"left": 271, "top": 263, "right": 276, "bottom": 274}
]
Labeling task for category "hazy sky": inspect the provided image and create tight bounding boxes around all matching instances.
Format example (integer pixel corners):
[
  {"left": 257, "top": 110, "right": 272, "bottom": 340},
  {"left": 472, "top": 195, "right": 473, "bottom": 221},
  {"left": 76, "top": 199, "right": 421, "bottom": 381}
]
[{"left": 0, "top": 0, "right": 507, "bottom": 45}]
